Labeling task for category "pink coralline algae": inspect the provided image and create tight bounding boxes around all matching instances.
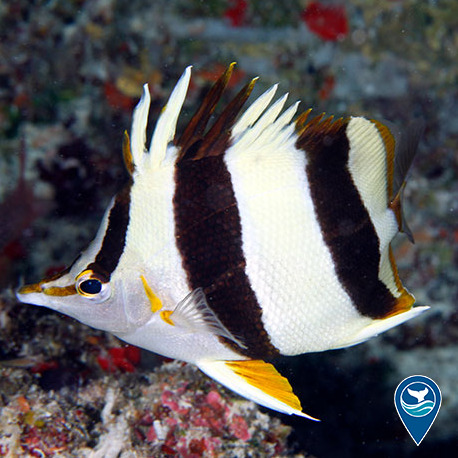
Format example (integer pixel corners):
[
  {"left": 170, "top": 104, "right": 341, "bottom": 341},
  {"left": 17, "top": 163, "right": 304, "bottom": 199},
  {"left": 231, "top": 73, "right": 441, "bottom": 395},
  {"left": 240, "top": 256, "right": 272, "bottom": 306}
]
[
  {"left": 229, "top": 414, "right": 251, "bottom": 441},
  {"left": 130, "top": 362, "right": 294, "bottom": 456},
  {"left": 142, "top": 383, "right": 253, "bottom": 454}
]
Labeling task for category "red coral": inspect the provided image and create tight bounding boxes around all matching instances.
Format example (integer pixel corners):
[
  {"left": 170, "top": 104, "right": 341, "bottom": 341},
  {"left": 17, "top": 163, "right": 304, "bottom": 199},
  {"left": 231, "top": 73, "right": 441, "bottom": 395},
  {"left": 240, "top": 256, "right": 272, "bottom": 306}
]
[
  {"left": 97, "top": 345, "right": 141, "bottom": 373},
  {"left": 224, "top": 0, "right": 248, "bottom": 27},
  {"left": 301, "top": 1, "right": 348, "bottom": 41},
  {"left": 161, "top": 443, "right": 177, "bottom": 455}
]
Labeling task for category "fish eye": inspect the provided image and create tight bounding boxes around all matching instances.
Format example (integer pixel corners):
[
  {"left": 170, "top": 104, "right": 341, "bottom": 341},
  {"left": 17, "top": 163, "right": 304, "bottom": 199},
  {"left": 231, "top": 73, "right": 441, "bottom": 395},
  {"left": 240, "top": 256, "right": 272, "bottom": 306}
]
[
  {"left": 76, "top": 270, "right": 111, "bottom": 302},
  {"left": 79, "top": 279, "right": 102, "bottom": 295}
]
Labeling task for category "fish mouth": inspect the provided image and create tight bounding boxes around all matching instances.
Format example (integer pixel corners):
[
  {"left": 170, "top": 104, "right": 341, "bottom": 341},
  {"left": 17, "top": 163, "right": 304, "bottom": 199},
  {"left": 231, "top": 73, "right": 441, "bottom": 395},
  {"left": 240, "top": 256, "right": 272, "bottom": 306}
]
[
  {"left": 15, "top": 283, "right": 43, "bottom": 306},
  {"left": 16, "top": 282, "right": 77, "bottom": 298},
  {"left": 17, "top": 282, "right": 42, "bottom": 295}
]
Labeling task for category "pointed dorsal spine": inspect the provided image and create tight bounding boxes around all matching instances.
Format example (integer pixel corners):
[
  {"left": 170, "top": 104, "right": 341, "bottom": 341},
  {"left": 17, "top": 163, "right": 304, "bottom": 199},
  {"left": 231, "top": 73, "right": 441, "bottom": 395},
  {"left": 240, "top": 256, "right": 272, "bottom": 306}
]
[
  {"left": 130, "top": 84, "right": 151, "bottom": 172},
  {"left": 149, "top": 66, "right": 192, "bottom": 168}
]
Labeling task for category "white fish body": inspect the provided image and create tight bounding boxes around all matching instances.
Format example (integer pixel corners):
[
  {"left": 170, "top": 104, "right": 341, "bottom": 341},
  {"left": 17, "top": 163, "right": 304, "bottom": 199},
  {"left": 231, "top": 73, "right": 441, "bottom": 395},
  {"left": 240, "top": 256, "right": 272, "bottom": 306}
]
[{"left": 17, "top": 64, "right": 428, "bottom": 419}]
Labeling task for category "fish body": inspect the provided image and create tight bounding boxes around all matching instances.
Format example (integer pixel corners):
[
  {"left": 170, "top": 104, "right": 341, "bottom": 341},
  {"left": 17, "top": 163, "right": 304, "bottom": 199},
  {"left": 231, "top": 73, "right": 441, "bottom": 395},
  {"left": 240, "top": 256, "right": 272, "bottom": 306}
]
[{"left": 17, "top": 65, "right": 428, "bottom": 418}]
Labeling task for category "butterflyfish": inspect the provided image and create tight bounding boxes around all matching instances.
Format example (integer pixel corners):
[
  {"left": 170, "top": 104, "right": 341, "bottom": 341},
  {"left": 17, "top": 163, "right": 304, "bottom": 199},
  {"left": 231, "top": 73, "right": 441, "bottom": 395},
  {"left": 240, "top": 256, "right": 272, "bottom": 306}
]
[{"left": 17, "top": 64, "right": 429, "bottom": 419}]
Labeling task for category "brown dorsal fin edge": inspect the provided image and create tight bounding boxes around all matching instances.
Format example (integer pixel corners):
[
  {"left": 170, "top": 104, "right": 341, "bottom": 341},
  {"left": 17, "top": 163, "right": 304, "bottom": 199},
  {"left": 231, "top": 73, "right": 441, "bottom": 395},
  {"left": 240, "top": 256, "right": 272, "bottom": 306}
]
[
  {"left": 193, "top": 77, "right": 258, "bottom": 160},
  {"left": 176, "top": 63, "right": 258, "bottom": 162},
  {"left": 176, "top": 62, "right": 236, "bottom": 158},
  {"left": 295, "top": 111, "right": 349, "bottom": 151}
]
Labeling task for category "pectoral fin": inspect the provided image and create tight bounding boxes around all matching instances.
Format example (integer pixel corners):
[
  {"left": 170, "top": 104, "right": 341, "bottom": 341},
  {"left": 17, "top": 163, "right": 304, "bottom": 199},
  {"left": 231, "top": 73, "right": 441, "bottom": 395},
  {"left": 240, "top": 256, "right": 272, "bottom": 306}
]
[
  {"left": 197, "top": 359, "right": 319, "bottom": 420},
  {"left": 168, "top": 288, "right": 246, "bottom": 349}
]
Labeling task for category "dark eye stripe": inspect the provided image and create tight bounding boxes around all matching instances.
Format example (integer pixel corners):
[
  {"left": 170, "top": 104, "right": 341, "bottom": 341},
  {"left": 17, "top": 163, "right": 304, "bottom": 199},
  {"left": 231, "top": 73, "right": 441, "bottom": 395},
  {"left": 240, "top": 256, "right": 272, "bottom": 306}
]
[{"left": 86, "top": 181, "right": 132, "bottom": 278}]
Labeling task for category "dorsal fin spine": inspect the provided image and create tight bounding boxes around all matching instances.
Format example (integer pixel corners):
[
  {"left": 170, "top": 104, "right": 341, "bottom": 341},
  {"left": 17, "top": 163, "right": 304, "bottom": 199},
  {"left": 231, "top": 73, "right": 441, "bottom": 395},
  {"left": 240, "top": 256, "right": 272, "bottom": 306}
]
[
  {"left": 295, "top": 108, "right": 313, "bottom": 129},
  {"left": 176, "top": 63, "right": 236, "bottom": 156},
  {"left": 193, "top": 77, "right": 257, "bottom": 160},
  {"left": 232, "top": 83, "right": 278, "bottom": 137},
  {"left": 253, "top": 99, "right": 301, "bottom": 151},
  {"left": 149, "top": 66, "right": 192, "bottom": 168},
  {"left": 274, "top": 100, "right": 300, "bottom": 130},
  {"left": 130, "top": 84, "right": 151, "bottom": 171},
  {"left": 230, "top": 92, "right": 291, "bottom": 155},
  {"left": 253, "top": 92, "right": 289, "bottom": 132}
]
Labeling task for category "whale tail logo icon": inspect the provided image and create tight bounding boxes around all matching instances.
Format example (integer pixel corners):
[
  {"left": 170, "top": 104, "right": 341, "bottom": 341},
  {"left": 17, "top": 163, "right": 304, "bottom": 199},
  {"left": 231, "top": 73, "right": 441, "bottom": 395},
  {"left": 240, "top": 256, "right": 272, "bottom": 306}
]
[
  {"left": 407, "top": 387, "right": 429, "bottom": 403},
  {"left": 394, "top": 375, "right": 441, "bottom": 445}
]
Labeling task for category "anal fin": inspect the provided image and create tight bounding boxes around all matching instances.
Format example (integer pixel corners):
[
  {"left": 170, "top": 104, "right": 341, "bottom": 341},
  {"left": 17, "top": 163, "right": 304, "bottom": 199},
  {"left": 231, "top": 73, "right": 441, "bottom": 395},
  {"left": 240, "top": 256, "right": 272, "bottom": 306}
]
[{"left": 197, "top": 359, "right": 319, "bottom": 420}]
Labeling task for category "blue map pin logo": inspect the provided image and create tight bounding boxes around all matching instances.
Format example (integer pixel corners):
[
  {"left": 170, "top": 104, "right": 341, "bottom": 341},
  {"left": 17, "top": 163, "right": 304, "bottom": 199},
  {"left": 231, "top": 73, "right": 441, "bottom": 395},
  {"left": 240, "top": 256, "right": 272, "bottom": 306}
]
[{"left": 394, "top": 375, "right": 441, "bottom": 445}]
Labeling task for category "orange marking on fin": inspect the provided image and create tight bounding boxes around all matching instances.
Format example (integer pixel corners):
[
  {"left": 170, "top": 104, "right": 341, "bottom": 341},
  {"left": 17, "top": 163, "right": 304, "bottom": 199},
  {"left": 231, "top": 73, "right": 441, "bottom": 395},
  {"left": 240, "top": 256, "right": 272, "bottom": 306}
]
[
  {"left": 388, "top": 245, "right": 403, "bottom": 291},
  {"left": 382, "top": 245, "right": 415, "bottom": 317},
  {"left": 385, "top": 290, "right": 416, "bottom": 318},
  {"left": 122, "top": 130, "right": 135, "bottom": 176},
  {"left": 160, "top": 310, "right": 175, "bottom": 326},
  {"left": 371, "top": 120, "right": 395, "bottom": 199},
  {"left": 295, "top": 108, "right": 312, "bottom": 128},
  {"left": 226, "top": 360, "right": 303, "bottom": 413},
  {"left": 389, "top": 190, "right": 403, "bottom": 232}
]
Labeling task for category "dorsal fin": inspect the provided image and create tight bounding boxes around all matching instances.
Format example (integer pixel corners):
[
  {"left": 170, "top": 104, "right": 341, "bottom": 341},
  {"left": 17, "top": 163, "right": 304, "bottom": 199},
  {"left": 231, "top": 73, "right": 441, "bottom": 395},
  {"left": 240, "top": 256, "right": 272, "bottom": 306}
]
[
  {"left": 149, "top": 66, "right": 192, "bottom": 168},
  {"left": 192, "top": 78, "right": 257, "bottom": 160},
  {"left": 176, "top": 63, "right": 236, "bottom": 156},
  {"left": 232, "top": 83, "right": 278, "bottom": 137},
  {"left": 176, "top": 63, "right": 257, "bottom": 161},
  {"left": 130, "top": 84, "right": 151, "bottom": 169}
]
